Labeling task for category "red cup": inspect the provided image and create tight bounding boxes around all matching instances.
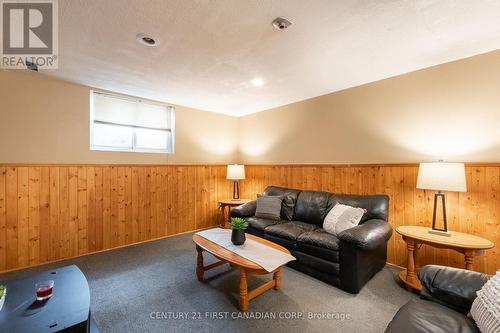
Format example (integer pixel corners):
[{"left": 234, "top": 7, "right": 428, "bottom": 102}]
[{"left": 35, "top": 280, "right": 54, "bottom": 301}]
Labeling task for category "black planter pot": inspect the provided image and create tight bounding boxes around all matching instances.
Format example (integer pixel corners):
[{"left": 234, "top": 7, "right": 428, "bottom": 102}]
[{"left": 231, "top": 228, "right": 246, "bottom": 245}]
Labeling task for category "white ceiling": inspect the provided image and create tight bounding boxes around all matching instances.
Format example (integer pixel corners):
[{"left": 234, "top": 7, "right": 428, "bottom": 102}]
[{"left": 44, "top": 0, "right": 500, "bottom": 116}]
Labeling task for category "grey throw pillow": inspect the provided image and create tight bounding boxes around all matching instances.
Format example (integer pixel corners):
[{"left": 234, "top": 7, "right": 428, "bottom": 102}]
[
  {"left": 323, "top": 203, "right": 366, "bottom": 236},
  {"left": 255, "top": 195, "right": 282, "bottom": 221}
]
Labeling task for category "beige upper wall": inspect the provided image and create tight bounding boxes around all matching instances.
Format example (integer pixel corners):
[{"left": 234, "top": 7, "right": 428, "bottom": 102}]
[
  {"left": 0, "top": 70, "right": 239, "bottom": 164},
  {"left": 2, "top": 50, "right": 500, "bottom": 165},
  {"left": 239, "top": 50, "right": 500, "bottom": 164}
]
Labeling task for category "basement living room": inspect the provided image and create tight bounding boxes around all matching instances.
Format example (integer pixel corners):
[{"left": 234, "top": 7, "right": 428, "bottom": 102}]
[{"left": 0, "top": 1, "right": 499, "bottom": 333}]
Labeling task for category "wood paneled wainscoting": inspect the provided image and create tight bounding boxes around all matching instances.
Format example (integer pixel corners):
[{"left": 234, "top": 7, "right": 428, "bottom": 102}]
[
  {"left": 239, "top": 164, "right": 500, "bottom": 275},
  {"left": 0, "top": 165, "right": 232, "bottom": 272},
  {"left": 1, "top": 163, "right": 498, "bottom": 275}
]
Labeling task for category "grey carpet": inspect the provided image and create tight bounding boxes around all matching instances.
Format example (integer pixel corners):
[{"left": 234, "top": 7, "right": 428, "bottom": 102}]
[{"left": 0, "top": 233, "right": 417, "bottom": 333}]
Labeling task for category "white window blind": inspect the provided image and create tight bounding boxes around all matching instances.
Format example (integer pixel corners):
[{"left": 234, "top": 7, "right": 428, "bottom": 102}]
[{"left": 90, "top": 91, "right": 175, "bottom": 153}]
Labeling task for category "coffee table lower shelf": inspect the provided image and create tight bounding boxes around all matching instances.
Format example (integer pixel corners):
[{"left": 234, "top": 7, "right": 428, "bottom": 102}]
[{"left": 195, "top": 244, "right": 282, "bottom": 311}]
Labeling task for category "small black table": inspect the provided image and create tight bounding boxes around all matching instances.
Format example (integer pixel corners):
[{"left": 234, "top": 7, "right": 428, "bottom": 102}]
[{"left": 0, "top": 265, "right": 99, "bottom": 333}]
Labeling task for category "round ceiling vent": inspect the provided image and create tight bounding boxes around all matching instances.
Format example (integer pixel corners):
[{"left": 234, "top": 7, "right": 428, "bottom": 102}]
[
  {"left": 272, "top": 17, "right": 292, "bottom": 30},
  {"left": 136, "top": 34, "right": 159, "bottom": 47}
]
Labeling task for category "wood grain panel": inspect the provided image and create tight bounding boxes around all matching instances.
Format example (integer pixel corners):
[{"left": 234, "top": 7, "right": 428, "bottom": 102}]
[
  {"left": 49, "top": 167, "right": 59, "bottom": 261},
  {"left": 0, "top": 164, "right": 232, "bottom": 272},
  {"left": 17, "top": 167, "right": 29, "bottom": 267},
  {"left": 240, "top": 165, "right": 500, "bottom": 275},
  {"left": 39, "top": 167, "right": 50, "bottom": 263},
  {"left": 28, "top": 167, "right": 40, "bottom": 265}
]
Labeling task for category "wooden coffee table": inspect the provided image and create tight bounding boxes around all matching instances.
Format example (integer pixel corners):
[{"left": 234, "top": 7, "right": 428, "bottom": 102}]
[{"left": 192, "top": 233, "right": 290, "bottom": 311}]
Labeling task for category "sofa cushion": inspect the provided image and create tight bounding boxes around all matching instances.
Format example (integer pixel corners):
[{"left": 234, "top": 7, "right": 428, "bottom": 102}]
[
  {"left": 297, "top": 229, "right": 340, "bottom": 262},
  {"left": 298, "top": 243, "right": 339, "bottom": 263},
  {"left": 297, "top": 229, "right": 340, "bottom": 250},
  {"left": 385, "top": 299, "right": 479, "bottom": 333},
  {"left": 297, "top": 229, "right": 340, "bottom": 263},
  {"left": 292, "top": 251, "right": 340, "bottom": 276},
  {"left": 245, "top": 216, "right": 283, "bottom": 231},
  {"left": 246, "top": 226, "right": 265, "bottom": 238},
  {"left": 287, "top": 255, "right": 340, "bottom": 287},
  {"left": 264, "top": 221, "right": 318, "bottom": 241},
  {"left": 263, "top": 186, "right": 301, "bottom": 220},
  {"left": 294, "top": 190, "right": 334, "bottom": 226},
  {"left": 264, "top": 234, "right": 297, "bottom": 251}
]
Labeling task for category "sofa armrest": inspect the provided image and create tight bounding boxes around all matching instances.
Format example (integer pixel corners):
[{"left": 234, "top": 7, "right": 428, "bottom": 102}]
[
  {"left": 338, "top": 219, "right": 391, "bottom": 293},
  {"left": 337, "top": 219, "right": 392, "bottom": 250},
  {"left": 230, "top": 200, "right": 257, "bottom": 218},
  {"left": 419, "top": 265, "right": 489, "bottom": 314}
]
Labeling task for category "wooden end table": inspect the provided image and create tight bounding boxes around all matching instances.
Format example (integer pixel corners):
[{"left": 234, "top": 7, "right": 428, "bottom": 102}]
[
  {"left": 192, "top": 233, "right": 289, "bottom": 311},
  {"left": 396, "top": 226, "right": 494, "bottom": 291},
  {"left": 218, "top": 199, "right": 251, "bottom": 228}
]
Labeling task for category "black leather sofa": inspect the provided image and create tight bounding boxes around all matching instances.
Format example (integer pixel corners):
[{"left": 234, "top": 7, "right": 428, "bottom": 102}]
[
  {"left": 386, "top": 265, "right": 490, "bottom": 333},
  {"left": 231, "top": 186, "right": 392, "bottom": 293}
]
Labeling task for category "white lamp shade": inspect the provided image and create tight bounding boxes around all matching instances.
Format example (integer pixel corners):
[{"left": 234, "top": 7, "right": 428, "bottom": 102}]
[
  {"left": 227, "top": 164, "right": 245, "bottom": 180},
  {"left": 416, "top": 162, "right": 467, "bottom": 192}
]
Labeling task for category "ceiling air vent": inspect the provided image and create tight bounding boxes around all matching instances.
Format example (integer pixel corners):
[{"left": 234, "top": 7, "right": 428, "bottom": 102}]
[
  {"left": 136, "top": 34, "right": 160, "bottom": 47},
  {"left": 272, "top": 17, "right": 292, "bottom": 30}
]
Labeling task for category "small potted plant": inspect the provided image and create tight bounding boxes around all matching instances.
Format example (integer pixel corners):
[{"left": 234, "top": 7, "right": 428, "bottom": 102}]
[
  {"left": 230, "top": 217, "right": 248, "bottom": 245},
  {"left": 0, "top": 284, "right": 6, "bottom": 311}
]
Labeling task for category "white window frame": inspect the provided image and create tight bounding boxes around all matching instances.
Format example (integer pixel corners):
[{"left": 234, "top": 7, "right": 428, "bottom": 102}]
[{"left": 89, "top": 90, "right": 175, "bottom": 154}]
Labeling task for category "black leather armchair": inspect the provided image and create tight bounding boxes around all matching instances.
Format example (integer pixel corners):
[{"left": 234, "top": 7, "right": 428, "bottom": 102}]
[
  {"left": 231, "top": 186, "right": 392, "bottom": 293},
  {"left": 385, "top": 265, "right": 490, "bottom": 333}
]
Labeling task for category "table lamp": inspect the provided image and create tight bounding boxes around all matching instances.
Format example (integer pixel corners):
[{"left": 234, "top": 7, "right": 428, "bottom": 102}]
[
  {"left": 227, "top": 164, "right": 245, "bottom": 200},
  {"left": 416, "top": 162, "right": 467, "bottom": 236}
]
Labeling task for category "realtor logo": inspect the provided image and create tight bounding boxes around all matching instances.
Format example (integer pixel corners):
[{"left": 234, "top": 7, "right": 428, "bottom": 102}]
[{"left": 1, "top": 0, "right": 58, "bottom": 69}]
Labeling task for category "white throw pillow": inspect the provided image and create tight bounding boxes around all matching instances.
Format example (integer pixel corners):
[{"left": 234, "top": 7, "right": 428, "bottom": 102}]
[
  {"left": 470, "top": 270, "right": 500, "bottom": 333},
  {"left": 323, "top": 203, "right": 365, "bottom": 236}
]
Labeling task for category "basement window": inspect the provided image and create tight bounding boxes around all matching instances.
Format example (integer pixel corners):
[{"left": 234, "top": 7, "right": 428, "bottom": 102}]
[{"left": 90, "top": 91, "right": 175, "bottom": 153}]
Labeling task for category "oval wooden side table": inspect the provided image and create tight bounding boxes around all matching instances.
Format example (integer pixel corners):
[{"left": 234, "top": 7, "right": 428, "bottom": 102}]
[{"left": 396, "top": 226, "right": 494, "bottom": 291}]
